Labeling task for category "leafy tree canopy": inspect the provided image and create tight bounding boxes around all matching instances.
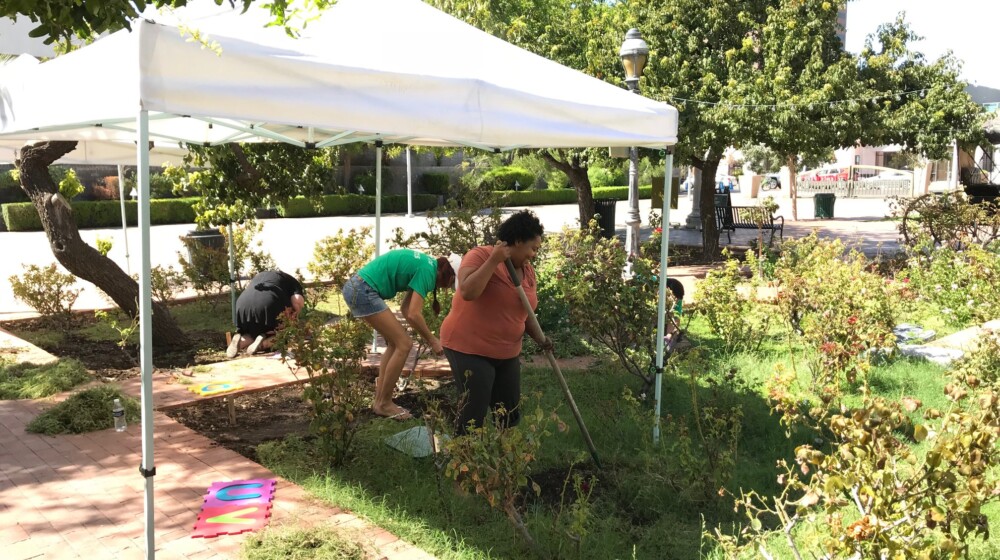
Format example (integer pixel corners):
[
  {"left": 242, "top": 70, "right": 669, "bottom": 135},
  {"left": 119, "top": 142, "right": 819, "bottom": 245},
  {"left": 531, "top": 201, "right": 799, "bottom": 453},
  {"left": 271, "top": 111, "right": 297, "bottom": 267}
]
[
  {"left": 855, "top": 15, "right": 985, "bottom": 159},
  {"left": 164, "top": 143, "right": 338, "bottom": 227},
  {"left": 1, "top": 0, "right": 334, "bottom": 46}
]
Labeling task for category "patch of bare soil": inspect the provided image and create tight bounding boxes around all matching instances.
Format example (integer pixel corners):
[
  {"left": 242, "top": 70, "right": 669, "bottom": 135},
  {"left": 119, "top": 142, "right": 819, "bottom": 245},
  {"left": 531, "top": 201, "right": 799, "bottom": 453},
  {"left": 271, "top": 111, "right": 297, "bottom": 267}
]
[
  {"left": 165, "top": 386, "right": 314, "bottom": 461},
  {"left": 669, "top": 244, "right": 740, "bottom": 267},
  {"left": 1, "top": 314, "right": 230, "bottom": 381},
  {"left": 166, "top": 378, "right": 461, "bottom": 462},
  {"left": 523, "top": 464, "right": 603, "bottom": 510}
]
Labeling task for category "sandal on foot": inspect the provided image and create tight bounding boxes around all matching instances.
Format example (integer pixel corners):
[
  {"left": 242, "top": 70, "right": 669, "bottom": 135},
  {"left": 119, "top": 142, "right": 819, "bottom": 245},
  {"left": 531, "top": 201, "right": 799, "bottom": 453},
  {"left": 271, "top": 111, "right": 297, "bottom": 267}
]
[
  {"left": 245, "top": 335, "right": 265, "bottom": 356},
  {"left": 226, "top": 334, "right": 242, "bottom": 358},
  {"left": 377, "top": 408, "right": 413, "bottom": 421}
]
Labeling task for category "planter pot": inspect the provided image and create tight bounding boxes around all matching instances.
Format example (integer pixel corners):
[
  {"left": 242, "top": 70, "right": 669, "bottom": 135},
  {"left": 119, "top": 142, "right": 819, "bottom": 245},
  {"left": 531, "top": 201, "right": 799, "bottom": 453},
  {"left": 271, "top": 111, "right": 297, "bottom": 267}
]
[{"left": 182, "top": 228, "right": 227, "bottom": 278}]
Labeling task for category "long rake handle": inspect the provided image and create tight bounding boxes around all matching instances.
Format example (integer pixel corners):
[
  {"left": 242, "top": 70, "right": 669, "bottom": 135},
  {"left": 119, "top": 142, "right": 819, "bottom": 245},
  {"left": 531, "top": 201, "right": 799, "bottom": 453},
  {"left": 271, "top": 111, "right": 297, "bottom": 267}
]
[{"left": 505, "top": 259, "right": 602, "bottom": 470}]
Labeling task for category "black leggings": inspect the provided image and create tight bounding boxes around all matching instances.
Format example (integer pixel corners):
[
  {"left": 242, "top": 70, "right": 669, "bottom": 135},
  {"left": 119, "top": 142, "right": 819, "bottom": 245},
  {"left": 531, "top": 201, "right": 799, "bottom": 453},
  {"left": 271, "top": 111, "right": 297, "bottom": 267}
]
[{"left": 445, "top": 348, "right": 521, "bottom": 435}]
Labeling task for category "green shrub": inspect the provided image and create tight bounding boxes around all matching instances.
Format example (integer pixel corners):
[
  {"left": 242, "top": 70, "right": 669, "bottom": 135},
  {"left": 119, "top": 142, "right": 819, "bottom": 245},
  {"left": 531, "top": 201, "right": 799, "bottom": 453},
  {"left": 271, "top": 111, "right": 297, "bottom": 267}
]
[
  {"left": 273, "top": 313, "right": 371, "bottom": 467},
  {"left": 308, "top": 227, "right": 373, "bottom": 291},
  {"left": 480, "top": 166, "right": 536, "bottom": 191},
  {"left": 9, "top": 264, "right": 81, "bottom": 317},
  {"left": 0, "top": 170, "right": 27, "bottom": 204},
  {"left": 587, "top": 166, "right": 627, "bottom": 187},
  {"left": 494, "top": 186, "right": 652, "bottom": 207},
  {"left": 906, "top": 243, "right": 1000, "bottom": 327},
  {"left": 546, "top": 220, "right": 661, "bottom": 391},
  {"left": 2, "top": 198, "right": 199, "bottom": 231},
  {"left": 95, "top": 236, "right": 113, "bottom": 257},
  {"left": 150, "top": 265, "right": 187, "bottom": 303},
  {"left": 58, "top": 169, "right": 84, "bottom": 200},
  {"left": 27, "top": 386, "right": 141, "bottom": 435},
  {"left": 149, "top": 173, "right": 180, "bottom": 199},
  {"left": 721, "top": 336, "right": 1000, "bottom": 559},
  {"left": 445, "top": 398, "right": 563, "bottom": 548},
  {"left": 420, "top": 172, "right": 451, "bottom": 195},
  {"left": 0, "top": 358, "right": 90, "bottom": 399},
  {"left": 593, "top": 185, "right": 652, "bottom": 201},
  {"left": 353, "top": 168, "right": 393, "bottom": 193},
  {"left": 390, "top": 183, "right": 505, "bottom": 255},
  {"left": 3, "top": 202, "right": 39, "bottom": 230},
  {"left": 279, "top": 194, "right": 437, "bottom": 218},
  {"left": 501, "top": 190, "right": 577, "bottom": 206},
  {"left": 695, "top": 254, "right": 772, "bottom": 353}
]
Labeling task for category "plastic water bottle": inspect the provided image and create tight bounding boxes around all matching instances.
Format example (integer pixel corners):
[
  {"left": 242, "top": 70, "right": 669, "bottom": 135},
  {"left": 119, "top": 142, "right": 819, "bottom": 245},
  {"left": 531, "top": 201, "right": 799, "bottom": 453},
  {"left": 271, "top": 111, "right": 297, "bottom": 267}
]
[{"left": 113, "top": 399, "right": 127, "bottom": 432}]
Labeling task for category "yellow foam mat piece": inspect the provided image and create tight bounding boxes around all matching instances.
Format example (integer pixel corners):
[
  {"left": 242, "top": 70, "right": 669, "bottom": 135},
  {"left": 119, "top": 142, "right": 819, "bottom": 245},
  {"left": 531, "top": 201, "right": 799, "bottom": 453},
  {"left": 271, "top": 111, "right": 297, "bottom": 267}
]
[{"left": 188, "top": 380, "right": 243, "bottom": 397}]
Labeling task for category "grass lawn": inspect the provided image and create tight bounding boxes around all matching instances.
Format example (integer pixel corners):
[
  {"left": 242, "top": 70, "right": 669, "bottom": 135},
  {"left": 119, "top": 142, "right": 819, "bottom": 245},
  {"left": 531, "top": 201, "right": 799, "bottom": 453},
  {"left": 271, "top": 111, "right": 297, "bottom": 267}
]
[
  {"left": 252, "top": 308, "right": 1000, "bottom": 559},
  {"left": 4, "top": 268, "right": 995, "bottom": 558}
]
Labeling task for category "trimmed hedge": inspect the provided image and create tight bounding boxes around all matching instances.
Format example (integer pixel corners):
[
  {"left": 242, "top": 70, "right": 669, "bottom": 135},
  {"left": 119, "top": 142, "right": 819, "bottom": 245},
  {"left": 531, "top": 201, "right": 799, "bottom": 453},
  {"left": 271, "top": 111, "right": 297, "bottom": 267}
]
[
  {"left": 2, "top": 197, "right": 199, "bottom": 231},
  {"left": 497, "top": 185, "right": 654, "bottom": 206},
  {"left": 588, "top": 166, "right": 628, "bottom": 188},
  {"left": 481, "top": 166, "right": 536, "bottom": 191},
  {"left": 0, "top": 183, "right": 666, "bottom": 229},
  {"left": 280, "top": 194, "right": 438, "bottom": 218},
  {"left": 420, "top": 172, "right": 451, "bottom": 195}
]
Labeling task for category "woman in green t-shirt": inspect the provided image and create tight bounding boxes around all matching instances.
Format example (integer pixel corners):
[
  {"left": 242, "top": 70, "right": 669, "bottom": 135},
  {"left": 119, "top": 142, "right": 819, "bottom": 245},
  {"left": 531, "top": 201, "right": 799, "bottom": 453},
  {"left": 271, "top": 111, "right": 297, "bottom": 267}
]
[{"left": 342, "top": 249, "right": 459, "bottom": 419}]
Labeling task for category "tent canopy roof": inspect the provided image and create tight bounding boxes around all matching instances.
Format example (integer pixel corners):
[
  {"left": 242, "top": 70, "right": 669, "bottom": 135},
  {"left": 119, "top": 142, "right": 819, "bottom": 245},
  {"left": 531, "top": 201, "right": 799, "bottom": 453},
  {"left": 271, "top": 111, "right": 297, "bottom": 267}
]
[{"left": 0, "top": 0, "right": 677, "bottom": 151}]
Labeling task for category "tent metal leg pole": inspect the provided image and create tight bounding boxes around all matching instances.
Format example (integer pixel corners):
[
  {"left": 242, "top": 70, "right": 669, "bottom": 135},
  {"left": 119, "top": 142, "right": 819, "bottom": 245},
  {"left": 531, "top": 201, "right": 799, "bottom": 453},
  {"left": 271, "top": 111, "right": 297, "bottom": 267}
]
[
  {"left": 405, "top": 147, "right": 413, "bottom": 217},
  {"left": 137, "top": 110, "right": 156, "bottom": 559},
  {"left": 372, "top": 140, "right": 383, "bottom": 352},
  {"left": 228, "top": 222, "right": 236, "bottom": 327},
  {"left": 117, "top": 164, "right": 131, "bottom": 275},
  {"left": 653, "top": 149, "right": 674, "bottom": 446}
]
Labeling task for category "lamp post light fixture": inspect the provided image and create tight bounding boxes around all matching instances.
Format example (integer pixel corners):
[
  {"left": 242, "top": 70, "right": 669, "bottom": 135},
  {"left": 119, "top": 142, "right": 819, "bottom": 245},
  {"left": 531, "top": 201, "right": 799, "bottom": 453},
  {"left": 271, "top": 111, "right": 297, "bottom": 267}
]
[{"left": 620, "top": 28, "right": 648, "bottom": 262}]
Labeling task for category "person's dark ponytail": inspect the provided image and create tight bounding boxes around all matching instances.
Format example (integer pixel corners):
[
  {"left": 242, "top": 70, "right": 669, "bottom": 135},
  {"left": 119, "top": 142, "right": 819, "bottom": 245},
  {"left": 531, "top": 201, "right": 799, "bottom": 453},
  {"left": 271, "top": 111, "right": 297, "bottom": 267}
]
[{"left": 431, "top": 257, "right": 456, "bottom": 317}]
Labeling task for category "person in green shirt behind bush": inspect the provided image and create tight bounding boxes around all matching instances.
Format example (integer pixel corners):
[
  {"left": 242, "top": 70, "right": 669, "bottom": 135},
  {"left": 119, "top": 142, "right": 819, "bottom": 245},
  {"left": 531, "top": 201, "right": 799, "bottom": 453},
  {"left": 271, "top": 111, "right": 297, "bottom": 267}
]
[{"left": 342, "top": 249, "right": 458, "bottom": 420}]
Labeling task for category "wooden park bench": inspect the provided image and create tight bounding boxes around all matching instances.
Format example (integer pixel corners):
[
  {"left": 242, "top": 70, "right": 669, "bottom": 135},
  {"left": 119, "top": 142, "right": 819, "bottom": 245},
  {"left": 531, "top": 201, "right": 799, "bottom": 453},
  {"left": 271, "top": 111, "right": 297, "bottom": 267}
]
[{"left": 715, "top": 204, "right": 785, "bottom": 244}]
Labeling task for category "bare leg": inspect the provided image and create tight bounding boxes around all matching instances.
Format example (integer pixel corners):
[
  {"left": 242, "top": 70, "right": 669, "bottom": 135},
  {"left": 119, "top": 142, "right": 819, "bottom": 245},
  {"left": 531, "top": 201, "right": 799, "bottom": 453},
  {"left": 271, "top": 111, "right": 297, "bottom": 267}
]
[
  {"left": 239, "top": 334, "right": 255, "bottom": 351},
  {"left": 363, "top": 309, "right": 412, "bottom": 417},
  {"left": 377, "top": 341, "right": 397, "bottom": 395}
]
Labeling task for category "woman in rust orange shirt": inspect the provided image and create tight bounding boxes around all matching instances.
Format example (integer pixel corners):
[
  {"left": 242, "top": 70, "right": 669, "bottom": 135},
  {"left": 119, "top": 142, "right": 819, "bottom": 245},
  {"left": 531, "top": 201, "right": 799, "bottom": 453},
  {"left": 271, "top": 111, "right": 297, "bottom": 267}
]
[{"left": 440, "top": 210, "right": 552, "bottom": 434}]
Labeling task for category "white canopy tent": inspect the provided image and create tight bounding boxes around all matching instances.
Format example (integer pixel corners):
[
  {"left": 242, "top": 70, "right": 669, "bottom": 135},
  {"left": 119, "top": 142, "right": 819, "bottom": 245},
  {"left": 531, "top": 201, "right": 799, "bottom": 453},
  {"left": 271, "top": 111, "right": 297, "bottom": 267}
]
[{"left": 0, "top": 0, "right": 678, "bottom": 557}]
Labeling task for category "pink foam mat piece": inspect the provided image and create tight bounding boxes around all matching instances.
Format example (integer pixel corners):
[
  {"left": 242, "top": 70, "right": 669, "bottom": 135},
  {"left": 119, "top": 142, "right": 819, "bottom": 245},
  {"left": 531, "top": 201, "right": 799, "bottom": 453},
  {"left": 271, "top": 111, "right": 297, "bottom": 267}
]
[{"left": 192, "top": 478, "right": 277, "bottom": 538}]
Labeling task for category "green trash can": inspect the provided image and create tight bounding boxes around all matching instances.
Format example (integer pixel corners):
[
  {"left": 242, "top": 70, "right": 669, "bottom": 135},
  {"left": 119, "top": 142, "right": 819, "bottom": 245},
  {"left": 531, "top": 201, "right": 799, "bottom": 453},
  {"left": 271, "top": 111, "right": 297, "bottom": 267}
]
[{"left": 814, "top": 193, "right": 836, "bottom": 218}]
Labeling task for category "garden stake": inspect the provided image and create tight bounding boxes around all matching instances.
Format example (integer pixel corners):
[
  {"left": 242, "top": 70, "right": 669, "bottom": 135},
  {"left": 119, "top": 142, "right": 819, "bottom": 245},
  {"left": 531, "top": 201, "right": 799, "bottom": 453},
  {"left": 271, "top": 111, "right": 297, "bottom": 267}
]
[{"left": 504, "top": 259, "right": 602, "bottom": 470}]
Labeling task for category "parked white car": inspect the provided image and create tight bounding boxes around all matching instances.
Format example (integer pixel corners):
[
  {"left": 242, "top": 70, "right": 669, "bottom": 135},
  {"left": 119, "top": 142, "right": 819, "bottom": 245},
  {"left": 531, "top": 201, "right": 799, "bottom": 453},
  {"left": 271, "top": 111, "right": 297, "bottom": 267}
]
[{"left": 861, "top": 170, "right": 910, "bottom": 181}]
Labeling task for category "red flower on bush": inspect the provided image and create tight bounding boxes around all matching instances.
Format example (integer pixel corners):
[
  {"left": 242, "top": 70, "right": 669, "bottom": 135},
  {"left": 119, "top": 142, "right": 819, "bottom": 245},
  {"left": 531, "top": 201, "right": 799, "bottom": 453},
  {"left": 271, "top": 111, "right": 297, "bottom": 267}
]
[
  {"left": 654, "top": 227, "right": 662, "bottom": 234},
  {"left": 847, "top": 316, "right": 858, "bottom": 325}
]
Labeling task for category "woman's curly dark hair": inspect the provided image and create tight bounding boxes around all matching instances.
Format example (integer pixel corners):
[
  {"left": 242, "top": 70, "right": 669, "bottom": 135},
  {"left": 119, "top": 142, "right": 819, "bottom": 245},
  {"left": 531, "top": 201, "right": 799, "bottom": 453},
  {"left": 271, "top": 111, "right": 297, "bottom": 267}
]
[{"left": 496, "top": 210, "right": 544, "bottom": 245}]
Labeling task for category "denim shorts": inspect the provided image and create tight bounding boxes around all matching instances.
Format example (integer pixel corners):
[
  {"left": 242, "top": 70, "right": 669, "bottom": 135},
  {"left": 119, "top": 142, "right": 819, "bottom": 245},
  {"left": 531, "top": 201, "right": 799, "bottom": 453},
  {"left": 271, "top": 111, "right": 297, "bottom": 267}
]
[{"left": 342, "top": 274, "right": 388, "bottom": 318}]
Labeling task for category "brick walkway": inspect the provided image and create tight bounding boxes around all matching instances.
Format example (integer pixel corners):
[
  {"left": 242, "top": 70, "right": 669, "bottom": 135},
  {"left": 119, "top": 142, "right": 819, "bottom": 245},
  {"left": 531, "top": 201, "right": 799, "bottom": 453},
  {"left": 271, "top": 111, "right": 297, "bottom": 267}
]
[{"left": 0, "top": 335, "right": 439, "bottom": 560}]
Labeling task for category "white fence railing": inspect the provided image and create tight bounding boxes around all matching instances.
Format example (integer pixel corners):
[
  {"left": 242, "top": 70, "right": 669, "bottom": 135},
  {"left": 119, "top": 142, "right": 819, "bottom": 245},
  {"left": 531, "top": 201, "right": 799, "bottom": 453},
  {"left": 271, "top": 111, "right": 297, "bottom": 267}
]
[{"left": 797, "top": 179, "right": 912, "bottom": 198}]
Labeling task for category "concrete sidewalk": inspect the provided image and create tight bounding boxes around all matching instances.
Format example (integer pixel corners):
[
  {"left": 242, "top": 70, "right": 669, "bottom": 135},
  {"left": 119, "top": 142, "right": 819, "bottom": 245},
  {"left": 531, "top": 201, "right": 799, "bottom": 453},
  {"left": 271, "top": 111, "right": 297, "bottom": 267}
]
[
  {"left": 0, "top": 337, "right": 439, "bottom": 560},
  {"left": 0, "top": 194, "right": 902, "bottom": 318}
]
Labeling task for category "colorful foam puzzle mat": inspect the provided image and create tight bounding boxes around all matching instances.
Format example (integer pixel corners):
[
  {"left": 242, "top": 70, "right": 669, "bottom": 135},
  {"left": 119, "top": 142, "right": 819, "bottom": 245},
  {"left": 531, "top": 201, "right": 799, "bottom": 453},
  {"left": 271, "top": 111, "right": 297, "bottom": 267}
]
[
  {"left": 192, "top": 478, "right": 277, "bottom": 538},
  {"left": 187, "top": 380, "right": 243, "bottom": 397}
]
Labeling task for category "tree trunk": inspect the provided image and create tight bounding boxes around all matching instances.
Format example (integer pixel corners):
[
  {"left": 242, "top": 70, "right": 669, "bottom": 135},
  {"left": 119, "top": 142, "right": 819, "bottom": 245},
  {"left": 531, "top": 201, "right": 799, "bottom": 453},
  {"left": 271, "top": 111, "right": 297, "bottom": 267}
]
[
  {"left": 568, "top": 166, "right": 594, "bottom": 226},
  {"left": 16, "top": 141, "right": 189, "bottom": 347},
  {"left": 540, "top": 150, "right": 595, "bottom": 226},
  {"left": 698, "top": 156, "right": 722, "bottom": 258},
  {"left": 343, "top": 151, "right": 353, "bottom": 189},
  {"left": 786, "top": 155, "right": 799, "bottom": 221}
]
